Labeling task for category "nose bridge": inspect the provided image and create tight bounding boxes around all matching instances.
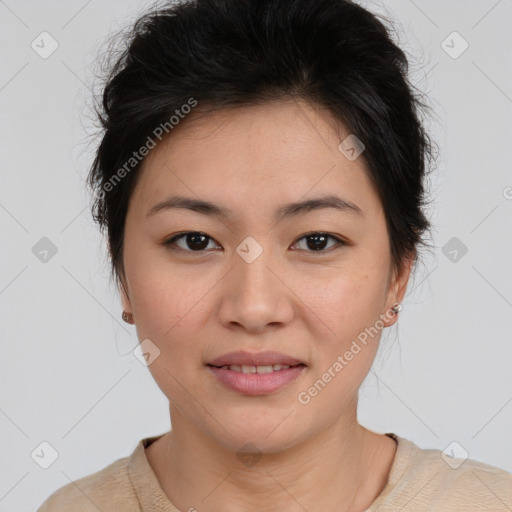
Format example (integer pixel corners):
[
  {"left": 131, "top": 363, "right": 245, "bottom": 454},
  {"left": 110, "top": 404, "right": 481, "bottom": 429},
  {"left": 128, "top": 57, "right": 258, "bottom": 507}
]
[
  {"left": 219, "top": 235, "right": 293, "bottom": 330},
  {"left": 234, "top": 234, "right": 278, "bottom": 297}
]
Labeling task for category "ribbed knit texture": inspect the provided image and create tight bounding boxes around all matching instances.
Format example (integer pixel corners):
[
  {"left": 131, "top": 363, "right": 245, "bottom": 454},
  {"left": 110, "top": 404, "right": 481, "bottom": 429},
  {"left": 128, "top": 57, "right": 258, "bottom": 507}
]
[{"left": 37, "top": 432, "right": 512, "bottom": 511}]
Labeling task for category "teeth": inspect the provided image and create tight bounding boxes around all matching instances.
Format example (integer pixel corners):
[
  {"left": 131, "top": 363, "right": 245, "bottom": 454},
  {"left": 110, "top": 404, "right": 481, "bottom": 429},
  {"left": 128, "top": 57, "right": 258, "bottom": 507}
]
[
  {"left": 218, "top": 364, "right": 293, "bottom": 373},
  {"left": 256, "top": 365, "right": 273, "bottom": 374}
]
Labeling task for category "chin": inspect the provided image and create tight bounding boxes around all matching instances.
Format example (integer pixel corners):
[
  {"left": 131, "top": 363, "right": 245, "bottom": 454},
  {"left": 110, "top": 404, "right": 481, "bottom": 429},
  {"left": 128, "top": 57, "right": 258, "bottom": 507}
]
[{"left": 204, "top": 413, "right": 305, "bottom": 455}]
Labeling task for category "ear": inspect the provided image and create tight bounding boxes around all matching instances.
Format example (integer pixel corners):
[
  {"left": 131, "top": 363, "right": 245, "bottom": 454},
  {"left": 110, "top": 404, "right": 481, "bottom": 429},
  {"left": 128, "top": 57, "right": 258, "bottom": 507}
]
[
  {"left": 119, "top": 276, "right": 132, "bottom": 314},
  {"left": 383, "top": 254, "right": 415, "bottom": 327}
]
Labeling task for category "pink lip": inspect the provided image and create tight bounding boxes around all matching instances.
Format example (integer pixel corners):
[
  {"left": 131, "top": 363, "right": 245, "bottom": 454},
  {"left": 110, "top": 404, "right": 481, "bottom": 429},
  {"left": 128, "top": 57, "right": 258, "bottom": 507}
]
[
  {"left": 207, "top": 365, "right": 306, "bottom": 395},
  {"left": 207, "top": 350, "right": 305, "bottom": 367}
]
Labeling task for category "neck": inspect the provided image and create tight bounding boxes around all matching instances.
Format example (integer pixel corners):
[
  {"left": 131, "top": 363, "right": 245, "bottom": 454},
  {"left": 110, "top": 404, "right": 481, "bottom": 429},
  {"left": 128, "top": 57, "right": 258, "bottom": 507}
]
[{"left": 146, "top": 404, "right": 397, "bottom": 512}]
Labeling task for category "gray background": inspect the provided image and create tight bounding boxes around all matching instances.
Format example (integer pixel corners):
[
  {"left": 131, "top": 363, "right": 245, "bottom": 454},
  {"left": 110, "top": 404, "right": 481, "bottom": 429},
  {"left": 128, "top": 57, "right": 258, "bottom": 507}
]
[{"left": 1, "top": 0, "right": 511, "bottom": 510}]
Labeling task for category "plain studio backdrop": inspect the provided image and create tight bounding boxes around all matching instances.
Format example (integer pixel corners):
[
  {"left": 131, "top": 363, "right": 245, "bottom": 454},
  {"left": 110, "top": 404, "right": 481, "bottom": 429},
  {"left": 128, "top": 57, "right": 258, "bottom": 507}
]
[{"left": 1, "top": 1, "right": 511, "bottom": 510}]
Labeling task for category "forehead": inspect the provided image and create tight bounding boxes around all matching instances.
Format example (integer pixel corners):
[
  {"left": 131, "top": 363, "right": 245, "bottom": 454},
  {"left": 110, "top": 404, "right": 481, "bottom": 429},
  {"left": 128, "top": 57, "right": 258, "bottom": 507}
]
[{"left": 127, "top": 99, "right": 383, "bottom": 223}]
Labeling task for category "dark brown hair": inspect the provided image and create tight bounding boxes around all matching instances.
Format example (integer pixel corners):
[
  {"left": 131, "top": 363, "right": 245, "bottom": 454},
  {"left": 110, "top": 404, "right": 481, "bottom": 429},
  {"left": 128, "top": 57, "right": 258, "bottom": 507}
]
[{"left": 87, "top": 0, "right": 437, "bottom": 297}]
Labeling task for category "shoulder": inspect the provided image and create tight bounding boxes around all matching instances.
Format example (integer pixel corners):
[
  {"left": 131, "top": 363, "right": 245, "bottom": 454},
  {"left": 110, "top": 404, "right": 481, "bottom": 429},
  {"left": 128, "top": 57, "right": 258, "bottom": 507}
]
[
  {"left": 382, "top": 435, "right": 512, "bottom": 511},
  {"left": 36, "top": 450, "right": 136, "bottom": 512}
]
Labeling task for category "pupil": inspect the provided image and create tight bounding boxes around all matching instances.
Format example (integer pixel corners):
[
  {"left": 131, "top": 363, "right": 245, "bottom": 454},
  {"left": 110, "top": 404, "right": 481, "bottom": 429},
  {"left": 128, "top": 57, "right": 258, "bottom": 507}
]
[
  {"left": 188, "top": 233, "right": 209, "bottom": 250},
  {"left": 307, "top": 234, "right": 327, "bottom": 251}
]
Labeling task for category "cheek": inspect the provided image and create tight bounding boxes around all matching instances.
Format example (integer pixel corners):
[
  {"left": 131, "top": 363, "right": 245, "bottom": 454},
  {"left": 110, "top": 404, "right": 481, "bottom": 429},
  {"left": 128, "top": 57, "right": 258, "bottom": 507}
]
[
  {"left": 132, "top": 276, "right": 209, "bottom": 344},
  {"left": 125, "top": 238, "right": 213, "bottom": 331},
  {"left": 296, "top": 261, "right": 388, "bottom": 340},
  {"left": 296, "top": 261, "right": 389, "bottom": 396},
  {"left": 294, "top": 271, "right": 387, "bottom": 417},
  {"left": 129, "top": 269, "right": 208, "bottom": 397}
]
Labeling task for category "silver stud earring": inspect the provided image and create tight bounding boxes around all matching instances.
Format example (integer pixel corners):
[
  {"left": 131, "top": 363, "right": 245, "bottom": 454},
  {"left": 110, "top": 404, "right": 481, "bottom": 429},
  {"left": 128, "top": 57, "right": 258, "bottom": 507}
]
[{"left": 391, "top": 302, "right": 402, "bottom": 315}]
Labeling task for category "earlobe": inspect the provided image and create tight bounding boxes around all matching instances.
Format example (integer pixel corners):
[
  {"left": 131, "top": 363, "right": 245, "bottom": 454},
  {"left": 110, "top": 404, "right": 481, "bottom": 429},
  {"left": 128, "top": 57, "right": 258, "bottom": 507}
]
[
  {"left": 382, "top": 302, "right": 402, "bottom": 328},
  {"left": 391, "top": 302, "right": 403, "bottom": 314},
  {"left": 122, "top": 310, "right": 134, "bottom": 324},
  {"left": 383, "top": 255, "right": 415, "bottom": 326},
  {"left": 119, "top": 278, "right": 133, "bottom": 316},
  {"left": 120, "top": 292, "right": 135, "bottom": 325},
  {"left": 117, "top": 270, "right": 135, "bottom": 324}
]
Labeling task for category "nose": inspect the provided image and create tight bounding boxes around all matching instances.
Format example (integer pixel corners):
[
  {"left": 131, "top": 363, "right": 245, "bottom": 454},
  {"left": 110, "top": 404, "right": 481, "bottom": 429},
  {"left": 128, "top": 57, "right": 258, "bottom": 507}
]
[{"left": 217, "top": 242, "right": 295, "bottom": 333}]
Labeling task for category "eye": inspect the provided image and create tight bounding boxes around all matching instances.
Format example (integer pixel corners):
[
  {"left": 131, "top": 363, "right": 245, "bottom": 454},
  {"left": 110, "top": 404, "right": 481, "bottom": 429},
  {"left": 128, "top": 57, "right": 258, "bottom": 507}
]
[
  {"left": 291, "top": 232, "right": 346, "bottom": 252},
  {"left": 163, "top": 231, "right": 346, "bottom": 254},
  {"left": 163, "top": 231, "right": 221, "bottom": 253}
]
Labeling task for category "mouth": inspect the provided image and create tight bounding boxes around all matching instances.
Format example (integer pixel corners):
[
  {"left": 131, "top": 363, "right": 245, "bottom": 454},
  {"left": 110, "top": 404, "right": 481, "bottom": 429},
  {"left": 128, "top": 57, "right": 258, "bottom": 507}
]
[
  {"left": 206, "top": 355, "right": 307, "bottom": 395},
  {"left": 206, "top": 363, "right": 306, "bottom": 374},
  {"left": 205, "top": 350, "right": 308, "bottom": 394}
]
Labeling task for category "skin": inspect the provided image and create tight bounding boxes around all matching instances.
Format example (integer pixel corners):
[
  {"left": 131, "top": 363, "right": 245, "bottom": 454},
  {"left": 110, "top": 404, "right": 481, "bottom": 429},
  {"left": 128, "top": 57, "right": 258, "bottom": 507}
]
[{"left": 120, "top": 98, "right": 414, "bottom": 512}]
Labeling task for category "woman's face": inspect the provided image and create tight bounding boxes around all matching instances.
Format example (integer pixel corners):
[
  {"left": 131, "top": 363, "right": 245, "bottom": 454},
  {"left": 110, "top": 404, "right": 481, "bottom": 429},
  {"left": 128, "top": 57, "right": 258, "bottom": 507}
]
[{"left": 121, "top": 99, "right": 411, "bottom": 453}]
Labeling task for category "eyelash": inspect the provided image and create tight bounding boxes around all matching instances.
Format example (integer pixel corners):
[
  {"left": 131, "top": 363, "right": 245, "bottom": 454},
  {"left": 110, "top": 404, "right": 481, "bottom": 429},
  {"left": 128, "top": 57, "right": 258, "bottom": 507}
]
[{"left": 162, "top": 231, "right": 348, "bottom": 254}]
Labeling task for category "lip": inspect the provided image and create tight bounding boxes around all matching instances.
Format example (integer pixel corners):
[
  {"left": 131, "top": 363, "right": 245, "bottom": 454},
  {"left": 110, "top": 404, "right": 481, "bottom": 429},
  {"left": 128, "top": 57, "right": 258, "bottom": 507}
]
[
  {"left": 207, "top": 365, "right": 307, "bottom": 395},
  {"left": 207, "top": 350, "right": 306, "bottom": 367}
]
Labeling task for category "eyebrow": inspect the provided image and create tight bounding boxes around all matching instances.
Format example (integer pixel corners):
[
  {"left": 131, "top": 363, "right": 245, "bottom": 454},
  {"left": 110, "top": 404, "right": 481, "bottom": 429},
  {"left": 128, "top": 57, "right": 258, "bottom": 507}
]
[{"left": 146, "top": 194, "right": 363, "bottom": 220}]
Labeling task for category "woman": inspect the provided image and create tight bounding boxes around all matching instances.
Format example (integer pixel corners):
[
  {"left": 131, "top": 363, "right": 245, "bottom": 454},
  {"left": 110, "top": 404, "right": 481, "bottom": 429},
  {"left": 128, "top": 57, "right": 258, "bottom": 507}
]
[{"left": 38, "top": 0, "right": 512, "bottom": 510}]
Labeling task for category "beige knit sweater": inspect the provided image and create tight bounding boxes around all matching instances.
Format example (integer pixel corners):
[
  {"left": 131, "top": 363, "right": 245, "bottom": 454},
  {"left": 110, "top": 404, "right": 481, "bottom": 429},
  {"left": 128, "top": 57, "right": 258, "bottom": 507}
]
[{"left": 37, "top": 432, "right": 512, "bottom": 511}]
